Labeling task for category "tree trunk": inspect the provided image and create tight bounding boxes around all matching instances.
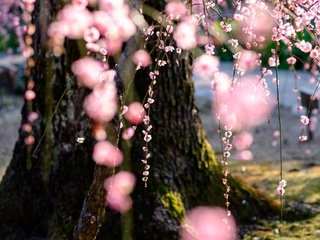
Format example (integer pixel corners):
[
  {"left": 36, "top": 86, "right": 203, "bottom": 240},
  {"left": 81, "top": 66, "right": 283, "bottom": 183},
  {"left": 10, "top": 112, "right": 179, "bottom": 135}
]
[
  {"left": 0, "top": 0, "right": 278, "bottom": 239},
  {"left": 0, "top": 0, "right": 95, "bottom": 239},
  {"left": 128, "top": 44, "right": 278, "bottom": 240}
]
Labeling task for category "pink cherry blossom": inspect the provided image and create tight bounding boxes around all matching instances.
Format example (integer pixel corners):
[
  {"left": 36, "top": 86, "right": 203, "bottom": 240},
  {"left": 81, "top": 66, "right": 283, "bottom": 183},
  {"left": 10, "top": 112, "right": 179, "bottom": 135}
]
[
  {"left": 286, "top": 56, "right": 297, "bottom": 65},
  {"left": 300, "top": 115, "right": 310, "bottom": 126},
  {"left": 193, "top": 54, "right": 219, "bottom": 79},
  {"left": 173, "top": 17, "right": 197, "bottom": 50},
  {"left": 83, "top": 82, "right": 117, "bottom": 123},
  {"left": 99, "top": 0, "right": 124, "bottom": 12},
  {"left": 132, "top": 49, "right": 151, "bottom": 67},
  {"left": 295, "top": 40, "right": 312, "bottom": 53},
  {"left": 279, "top": 179, "right": 287, "bottom": 188},
  {"left": 192, "top": 0, "right": 205, "bottom": 15},
  {"left": 92, "top": 141, "right": 123, "bottom": 167},
  {"left": 22, "top": 123, "right": 32, "bottom": 132},
  {"left": 92, "top": 9, "right": 135, "bottom": 43},
  {"left": 83, "top": 27, "right": 100, "bottom": 43},
  {"left": 268, "top": 56, "right": 279, "bottom": 67},
  {"left": 276, "top": 187, "right": 285, "bottom": 196},
  {"left": 299, "top": 135, "right": 308, "bottom": 142},
  {"left": 24, "top": 90, "right": 36, "bottom": 100},
  {"left": 104, "top": 171, "right": 136, "bottom": 213},
  {"left": 72, "top": 0, "right": 88, "bottom": 8},
  {"left": 93, "top": 123, "right": 107, "bottom": 141},
  {"left": 165, "top": 1, "right": 188, "bottom": 19},
  {"left": 277, "top": 179, "right": 287, "bottom": 196},
  {"left": 28, "top": 112, "right": 39, "bottom": 122},
  {"left": 237, "top": 50, "right": 259, "bottom": 71},
  {"left": 57, "top": 4, "right": 93, "bottom": 39},
  {"left": 215, "top": 77, "right": 272, "bottom": 131},
  {"left": 99, "top": 69, "right": 116, "bottom": 83},
  {"left": 235, "top": 150, "right": 253, "bottom": 161},
  {"left": 71, "top": 57, "right": 106, "bottom": 89},
  {"left": 180, "top": 206, "right": 237, "bottom": 240},
  {"left": 233, "top": 131, "right": 254, "bottom": 151},
  {"left": 124, "top": 102, "right": 146, "bottom": 124},
  {"left": 310, "top": 47, "right": 320, "bottom": 59},
  {"left": 24, "top": 135, "right": 35, "bottom": 146},
  {"left": 122, "top": 127, "right": 135, "bottom": 140},
  {"left": 211, "top": 72, "right": 231, "bottom": 94}
]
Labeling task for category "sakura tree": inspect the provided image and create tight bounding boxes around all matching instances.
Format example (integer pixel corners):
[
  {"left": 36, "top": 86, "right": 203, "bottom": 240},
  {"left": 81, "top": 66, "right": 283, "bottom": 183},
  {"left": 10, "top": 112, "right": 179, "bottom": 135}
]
[{"left": 1, "top": 0, "right": 319, "bottom": 239}]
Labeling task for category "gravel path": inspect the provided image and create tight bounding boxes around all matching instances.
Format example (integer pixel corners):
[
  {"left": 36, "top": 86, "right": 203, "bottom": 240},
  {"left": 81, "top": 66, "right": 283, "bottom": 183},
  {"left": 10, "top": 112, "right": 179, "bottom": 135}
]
[
  {"left": 196, "top": 92, "right": 320, "bottom": 166},
  {"left": 0, "top": 96, "right": 22, "bottom": 181}
]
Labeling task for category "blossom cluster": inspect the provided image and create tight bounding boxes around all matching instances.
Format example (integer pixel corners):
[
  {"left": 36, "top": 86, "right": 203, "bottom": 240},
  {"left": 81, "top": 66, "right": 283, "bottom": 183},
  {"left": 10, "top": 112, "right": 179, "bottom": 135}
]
[
  {"left": 48, "top": 0, "right": 136, "bottom": 56},
  {"left": 0, "top": 0, "right": 25, "bottom": 52},
  {"left": 277, "top": 179, "right": 287, "bottom": 196},
  {"left": 48, "top": 0, "right": 141, "bottom": 213}
]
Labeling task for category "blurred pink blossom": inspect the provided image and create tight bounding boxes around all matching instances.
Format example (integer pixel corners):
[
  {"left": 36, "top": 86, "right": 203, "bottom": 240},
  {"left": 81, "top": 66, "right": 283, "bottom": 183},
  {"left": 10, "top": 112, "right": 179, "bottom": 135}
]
[
  {"left": 235, "top": 150, "right": 253, "bottom": 161},
  {"left": 180, "top": 206, "right": 237, "bottom": 240},
  {"left": 24, "top": 135, "right": 35, "bottom": 146},
  {"left": 173, "top": 17, "right": 197, "bottom": 50},
  {"left": 237, "top": 50, "right": 259, "bottom": 71},
  {"left": 22, "top": 123, "right": 32, "bottom": 132},
  {"left": 215, "top": 77, "right": 272, "bottom": 131},
  {"left": 93, "top": 123, "right": 107, "bottom": 141},
  {"left": 277, "top": 179, "right": 287, "bottom": 196},
  {"left": 125, "top": 102, "right": 146, "bottom": 124},
  {"left": 279, "top": 179, "right": 287, "bottom": 188},
  {"left": 83, "top": 82, "right": 117, "bottom": 123},
  {"left": 193, "top": 54, "right": 219, "bottom": 79},
  {"left": 57, "top": 4, "right": 93, "bottom": 39},
  {"left": 72, "top": 0, "right": 88, "bottom": 8},
  {"left": 233, "top": 131, "right": 254, "bottom": 151},
  {"left": 211, "top": 72, "right": 231, "bottom": 94},
  {"left": 86, "top": 42, "right": 100, "bottom": 52},
  {"left": 92, "top": 141, "right": 123, "bottom": 167},
  {"left": 165, "top": 1, "right": 188, "bottom": 19},
  {"left": 299, "top": 135, "right": 308, "bottom": 142},
  {"left": 132, "top": 49, "right": 151, "bottom": 67},
  {"left": 24, "top": 90, "right": 36, "bottom": 100},
  {"left": 71, "top": 57, "right": 106, "bottom": 89},
  {"left": 99, "top": 0, "right": 124, "bottom": 12},
  {"left": 104, "top": 171, "right": 136, "bottom": 213},
  {"left": 28, "top": 112, "right": 39, "bottom": 122},
  {"left": 286, "top": 56, "right": 297, "bottom": 65},
  {"left": 122, "top": 127, "right": 135, "bottom": 140},
  {"left": 83, "top": 27, "right": 100, "bottom": 43}
]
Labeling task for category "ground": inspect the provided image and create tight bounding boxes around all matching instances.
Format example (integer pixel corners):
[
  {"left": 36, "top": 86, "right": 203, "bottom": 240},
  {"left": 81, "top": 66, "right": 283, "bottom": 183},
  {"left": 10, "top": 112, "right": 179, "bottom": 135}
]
[
  {"left": 197, "top": 93, "right": 320, "bottom": 239},
  {"left": 1, "top": 75, "right": 320, "bottom": 239},
  {"left": 0, "top": 94, "right": 22, "bottom": 182}
]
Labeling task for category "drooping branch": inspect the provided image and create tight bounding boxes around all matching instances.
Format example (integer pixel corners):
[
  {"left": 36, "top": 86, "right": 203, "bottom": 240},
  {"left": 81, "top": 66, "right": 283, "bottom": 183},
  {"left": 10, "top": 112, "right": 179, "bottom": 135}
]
[{"left": 73, "top": 28, "right": 145, "bottom": 240}]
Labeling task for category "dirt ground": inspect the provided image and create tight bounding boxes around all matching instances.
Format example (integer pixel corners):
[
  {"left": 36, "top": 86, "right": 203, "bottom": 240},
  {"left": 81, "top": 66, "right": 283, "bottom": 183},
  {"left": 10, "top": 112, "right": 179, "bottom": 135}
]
[
  {"left": 0, "top": 95, "right": 22, "bottom": 181},
  {"left": 196, "top": 96, "right": 320, "bottom": 164}
]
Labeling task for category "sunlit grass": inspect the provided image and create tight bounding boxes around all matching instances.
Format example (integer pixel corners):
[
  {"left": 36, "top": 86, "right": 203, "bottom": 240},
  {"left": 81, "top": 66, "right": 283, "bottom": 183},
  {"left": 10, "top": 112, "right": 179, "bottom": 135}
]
[{"left": 229, "top": 159, "right": 320, "bottom": 239}]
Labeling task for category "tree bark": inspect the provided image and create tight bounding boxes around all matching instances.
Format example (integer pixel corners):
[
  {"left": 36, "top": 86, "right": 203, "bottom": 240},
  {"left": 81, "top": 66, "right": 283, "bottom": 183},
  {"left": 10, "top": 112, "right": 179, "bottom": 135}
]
[
  {"left": 0, "top": 0, "right": 96, "bottom": 239},
  {"left": 129, "top": 47, "right": 278, "bottom": 240}
]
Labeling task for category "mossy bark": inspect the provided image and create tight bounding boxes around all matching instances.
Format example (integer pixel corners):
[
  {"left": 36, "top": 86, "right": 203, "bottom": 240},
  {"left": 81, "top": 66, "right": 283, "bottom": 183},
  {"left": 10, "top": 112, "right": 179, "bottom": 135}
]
[{"left": 0, "top": 0, "right": 95, "bottom": 239}]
